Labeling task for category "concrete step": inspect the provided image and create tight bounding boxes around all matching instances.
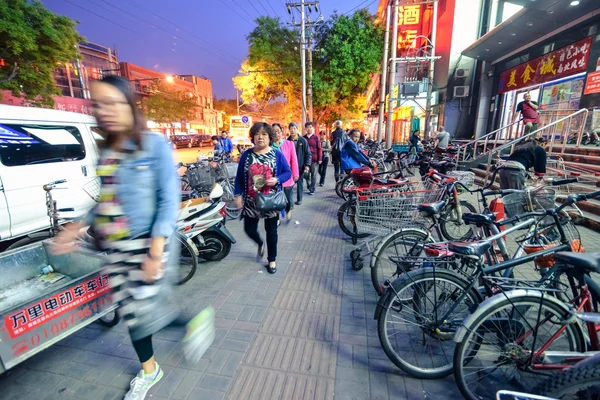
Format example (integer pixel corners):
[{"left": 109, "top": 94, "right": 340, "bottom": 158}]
[{"left": 550, "top": 145, "right": 600, "bottom": 157}]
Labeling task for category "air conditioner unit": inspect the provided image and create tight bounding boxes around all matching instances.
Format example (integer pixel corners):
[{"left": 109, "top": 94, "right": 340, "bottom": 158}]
[
  {"left": 453, "top": 86, "right": 470, "bottom": 98},
  {"left": 455, "top": 68, "right": 468, "bottom": 78}
]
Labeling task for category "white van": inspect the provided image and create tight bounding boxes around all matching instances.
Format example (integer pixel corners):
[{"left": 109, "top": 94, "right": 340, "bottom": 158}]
[{"left": 0, "top": 105, "right": 100, "bottom": 243}]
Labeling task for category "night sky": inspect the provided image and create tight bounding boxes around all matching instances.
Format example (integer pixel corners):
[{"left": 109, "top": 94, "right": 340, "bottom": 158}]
[{"left": 41, "top": 0, "right": 379, "bottom": 99}]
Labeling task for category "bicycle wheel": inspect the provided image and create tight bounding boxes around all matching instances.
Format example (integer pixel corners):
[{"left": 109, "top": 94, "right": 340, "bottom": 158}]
[
  {"left": 337, "top": 200, "right": 370, "bottom": 239},
  {"left": 338, "top": 176, "right": 357, "bottom": 201},
  {"left": 440, "top": 200, "right": 477, "bottom": 241},
  {"left": 176, "top": 233, "right": 198, "bottom": 285},
  {"left": 377, "top": 268, "right": 481, "bottom": 379},
  {"left": 370, "top": 228, "right": 434, "bottom": 295},
  {"left": 454, "top": 294, "right": 586, "bottom": 400},
  {"left": 534, "top": 363, "right": 600, "bottom": 399}
]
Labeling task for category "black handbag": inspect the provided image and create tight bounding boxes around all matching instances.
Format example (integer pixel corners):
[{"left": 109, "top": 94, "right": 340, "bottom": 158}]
[{"left": 256, "top": 189, "right": 287, "bottom": 212}]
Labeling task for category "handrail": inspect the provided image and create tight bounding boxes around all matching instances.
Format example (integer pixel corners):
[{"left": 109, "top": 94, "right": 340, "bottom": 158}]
[
  {"left": 484, "top": 108, "right": 589, "bottom": 182},
  {"left": 457, "top": 119, "right": 523, "bottom": 162}
]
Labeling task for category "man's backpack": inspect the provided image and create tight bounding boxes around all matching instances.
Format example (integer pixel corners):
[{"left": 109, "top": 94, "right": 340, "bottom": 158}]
[{"left": 332, "top": 131, "right": 348, "bottom": 156}]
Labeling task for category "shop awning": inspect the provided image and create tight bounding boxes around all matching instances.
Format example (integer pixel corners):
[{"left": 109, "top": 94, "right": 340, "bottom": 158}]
[{"left": 462, "top": 0, "right": 600, "bottom": 64}]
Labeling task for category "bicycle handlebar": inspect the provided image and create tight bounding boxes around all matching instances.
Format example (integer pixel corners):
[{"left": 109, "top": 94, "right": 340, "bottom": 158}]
[{"left": 47, "top": 179, "right": 67, "bottom": 186}]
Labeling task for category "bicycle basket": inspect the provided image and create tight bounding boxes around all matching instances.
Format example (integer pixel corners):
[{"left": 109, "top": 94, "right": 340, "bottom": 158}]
[
  {"left": 83, "top": 177, "right": 101, "bottom": 202},
  {"left": 521, "top": 219, "right": 583, "bottom": 268},
  {"left": 226, "top": 163, "right": 239, "bottom": 178},
  {"left": 210, "top": 162, "right": 228, "bottom": 180},
  {"left": 503, "top": 188, "right": 556, "bottom": 218},
  {"left": 186, "top": 165, "right": 215, "bottom": 189}
]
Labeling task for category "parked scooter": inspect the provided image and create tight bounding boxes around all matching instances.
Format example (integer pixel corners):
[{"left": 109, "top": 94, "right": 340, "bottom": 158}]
[{"left": 177, "top": 183, "right": 236, "bottom": 262}]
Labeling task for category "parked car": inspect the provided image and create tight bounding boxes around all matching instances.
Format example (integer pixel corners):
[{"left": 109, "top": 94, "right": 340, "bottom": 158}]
[
  {"left": 170, "top": 134, "right": 192, "bottom": 149},
  {"left": 0, "top": 105, "right": 100, "bottom": 243}
]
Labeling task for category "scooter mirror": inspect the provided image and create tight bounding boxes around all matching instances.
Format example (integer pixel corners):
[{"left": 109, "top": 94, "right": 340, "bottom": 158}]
[{"left": 210, "top": 183, "right": 224, "bottom": 199}]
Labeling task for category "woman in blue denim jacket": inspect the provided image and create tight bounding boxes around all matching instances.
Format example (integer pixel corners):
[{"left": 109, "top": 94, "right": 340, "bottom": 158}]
[{"left": 52, "top": 76, "right": 198, "bottom": 400}]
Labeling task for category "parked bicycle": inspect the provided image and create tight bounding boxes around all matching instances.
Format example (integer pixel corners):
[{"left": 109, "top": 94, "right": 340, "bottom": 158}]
[{"left": 374, "top": 189, "right": 596, "bottom": 380}]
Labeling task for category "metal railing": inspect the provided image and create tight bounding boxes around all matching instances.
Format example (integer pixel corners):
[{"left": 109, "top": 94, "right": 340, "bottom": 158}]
[
  {"left": 457, "top": 119, "right": 524, "bottom": 162},
  {"left": 484, "top": 108, "right": 589, "bottom": 182}
]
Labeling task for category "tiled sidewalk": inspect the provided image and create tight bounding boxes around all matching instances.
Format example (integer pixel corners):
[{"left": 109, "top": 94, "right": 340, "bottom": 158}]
[{"left": 2, "top": 172, "right": 600, "bottom": 400}]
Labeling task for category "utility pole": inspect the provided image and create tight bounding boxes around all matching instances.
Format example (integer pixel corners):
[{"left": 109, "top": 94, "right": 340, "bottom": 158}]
[
  {"left": 386, "top": 0, "right": 399, "bottom": 149},
  {"left": 300, "top": 2, "right": 307, "bottom": 131},
  {"left": 424, "top": 0, "right": 438, "bottom": 140},
  {"left": 287, "top": 1, "right": 320, "bottom": 130},
  {"left": 307, "top": 36, "right": 313, "bottom": 122},
  {"left": 236, "top": 89, "right": 240, "bottom": 115},
  {"left": 377, "top": 4, "right": 392, "bottom": 143}
]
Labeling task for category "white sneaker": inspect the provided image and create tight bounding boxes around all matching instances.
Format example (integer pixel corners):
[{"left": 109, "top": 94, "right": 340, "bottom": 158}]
[
  {"left": 123, "top": 362, "right": 163, "bottom": 400},
  {"left": 183, "top": 306, "right": 215, "bottom": 364}
]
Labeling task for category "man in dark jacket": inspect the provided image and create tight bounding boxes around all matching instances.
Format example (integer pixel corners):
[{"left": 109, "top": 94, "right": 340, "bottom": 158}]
[
  {"left": 289, "top": 122, "right": 311, "bottom": 205},
  {"left": 303, "top": 121, "right": 322, "bottom": 195},
  {"left": 330, "top": 120, "right": 347, "bottom": 183}
]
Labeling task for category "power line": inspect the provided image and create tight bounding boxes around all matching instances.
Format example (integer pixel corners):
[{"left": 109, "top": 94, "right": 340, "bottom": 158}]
[
  {"left": 256, "top": 0, "right": 273, "bottom": 16},
  {"left": 60, "top": 0, "right": 141, "bottom": 35},
  {"left": 343, "top": 0, "right": 376, "bottom": 15},
  {"left": 122, "top": 0, "right": 243, "bottom": 64},
  {"left": 264, "top": 0, "right": 281, "bottom": 16},
  {"left": 247, "top": 0, "right": 264, "bottom": 17},
  {"left": 218, "top": 0, "right": 255, "bottom": 25}
]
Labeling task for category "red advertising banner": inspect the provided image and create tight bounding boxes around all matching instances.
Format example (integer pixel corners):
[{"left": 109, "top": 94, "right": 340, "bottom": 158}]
[
  {"left": 498, "top": 36, "right": 593, "bottom": 94},
  {"left": 4, "top": 274, "right": 111, "bottom": 339},
  {"left": 584, "top": 71, "right": 600, "bottom": 95}
]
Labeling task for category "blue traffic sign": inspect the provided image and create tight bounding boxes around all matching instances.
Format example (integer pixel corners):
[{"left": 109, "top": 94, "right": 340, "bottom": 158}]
[{"left": 241, "top": 116, "right": 249, "bottom": 124}]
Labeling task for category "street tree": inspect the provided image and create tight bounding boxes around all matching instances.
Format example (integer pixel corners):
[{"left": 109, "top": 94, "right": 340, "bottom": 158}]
[
  {"left": 142, "top": 82, "right": 198, "bottom": 124},
  {"left": 235, "top": 11, "right": 383, "bottom": 127},
  {"left": 233, "top": 16, "right": 301, "bottom": 116},
  {"left": 213, "top": 98, "right": 240, "bottom": 131},
  {"left": 0, "top": 0, "right": 83, "bottom": 107},
  {"left": 312, "top": 10, "right": 383, "bottom": 126}
]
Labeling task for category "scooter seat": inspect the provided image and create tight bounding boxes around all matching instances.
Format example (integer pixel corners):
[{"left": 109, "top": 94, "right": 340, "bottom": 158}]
[
  {"left": 462, "top": 213, "right": 496, "bottom": 227},
  {"left": 181, "top": 197, "right": 209, "bottom": 209}
]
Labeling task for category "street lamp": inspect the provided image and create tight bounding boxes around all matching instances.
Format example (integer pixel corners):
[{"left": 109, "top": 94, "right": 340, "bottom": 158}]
[{"left": 165, "top": 75, "right": 174, "bottom": 83}]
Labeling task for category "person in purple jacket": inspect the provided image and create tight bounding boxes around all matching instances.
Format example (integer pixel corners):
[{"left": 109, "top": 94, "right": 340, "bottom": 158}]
[{"left": 234, "top": 122, "right": 292, "bottom": 274}]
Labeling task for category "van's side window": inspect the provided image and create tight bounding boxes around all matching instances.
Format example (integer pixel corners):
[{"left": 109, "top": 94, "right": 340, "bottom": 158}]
[{"left": 0, "top": 124, "right": 86, "bottom": 167}]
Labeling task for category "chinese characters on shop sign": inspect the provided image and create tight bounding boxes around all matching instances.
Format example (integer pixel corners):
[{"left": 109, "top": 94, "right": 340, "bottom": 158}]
[
  {"left": 397, "top": 5, "right": 426, "bottom": 52},
  {"left": 498, "top": 36, "right": 592, "bottom": 93}
]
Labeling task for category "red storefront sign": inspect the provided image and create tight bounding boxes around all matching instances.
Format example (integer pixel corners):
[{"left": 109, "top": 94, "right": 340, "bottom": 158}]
[
  {"left": 397, "top": 5, "right": 427, "bottom": 52},
  {"left": 498, "top": 36, "right": 593, "bottom": 94},
  {"left": 584, "top": 71, "right": 600, "bottom": 95}
]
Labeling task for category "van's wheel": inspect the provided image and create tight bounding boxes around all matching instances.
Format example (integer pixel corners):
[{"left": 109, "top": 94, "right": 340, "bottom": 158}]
[{"left": 97, "top": 310, "right": 120, "bottom": 327}]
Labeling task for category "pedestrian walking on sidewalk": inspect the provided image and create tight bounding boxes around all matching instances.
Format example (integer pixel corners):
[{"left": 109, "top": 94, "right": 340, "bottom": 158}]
[
  {"left": 319, "top": 131, "right": 331, "bottom": 186},
  {"left": 514, "top": 92, "right": 540, "bottom": 135},
  {"left": 234, "top": 122, "right": 292, "bottom": 274},
  {"left": 331, "top": 120, "right": 348, "bottom": 183},
  {"left": 51, "top": 76, "right": 213, "bottom": 400},
  {"left": 288, "top": 122, "right": 311, "bottom": 205},
  {"left": 304, "top": 121, "right": 322, "bottom": 195},
  {"left": 272, "top": 123, "right": 299, "bottom": 223}
]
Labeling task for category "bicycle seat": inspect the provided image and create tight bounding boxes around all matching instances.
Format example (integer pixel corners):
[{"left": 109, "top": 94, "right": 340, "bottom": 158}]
[
  {"left": 462, "top": 213, "right": 496, "bottom": 227},
  {"left": 417, "top": 201, "right": 445, "bottom": 216},
  {"left": 448, "top": 241, "right": 491, "bottom": 257},
  {"left": 553, "top": 252, "right": 600, "bottom": 274}
]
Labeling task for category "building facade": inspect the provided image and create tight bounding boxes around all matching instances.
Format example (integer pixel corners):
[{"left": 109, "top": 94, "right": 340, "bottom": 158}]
[{"left": 463, "top": 0, "right": 600, "bottom": 140}]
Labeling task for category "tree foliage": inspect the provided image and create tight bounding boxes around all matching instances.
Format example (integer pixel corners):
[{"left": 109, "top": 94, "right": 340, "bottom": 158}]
[
  {"left": 213, "top": 98, "right": 240, "bottom": 131},
  {"left": 0, "top": 0, "right": 83, "bottom": 107},
  {"left": 142, "top": 82, "right": 198, "bottom": 124},
  {"left": 234, "top": 10, "right": 383, "bottom": 127},
  {"left": 233, "top": 16, "right": 301, "bottom": 116}
]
